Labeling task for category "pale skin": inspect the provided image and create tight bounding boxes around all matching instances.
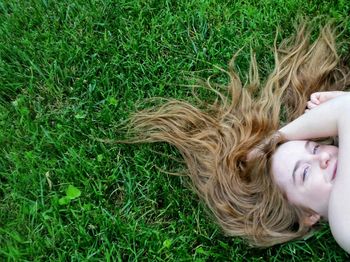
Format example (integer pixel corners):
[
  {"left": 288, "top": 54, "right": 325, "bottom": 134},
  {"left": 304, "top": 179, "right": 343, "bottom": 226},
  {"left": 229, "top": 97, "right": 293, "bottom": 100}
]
[
  {"left": 274, "top": 91, "right": 350, "bottom": 253},
  {"left": 272, "top": 140, "right": 337, "bottom": 219},
  {"left": 305, "top": 91, "right": 346, "bottom": 113}
]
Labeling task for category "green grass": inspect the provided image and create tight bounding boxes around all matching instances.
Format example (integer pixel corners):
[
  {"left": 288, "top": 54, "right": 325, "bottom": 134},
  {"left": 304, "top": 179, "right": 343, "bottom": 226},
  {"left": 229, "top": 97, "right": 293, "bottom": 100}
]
[{"left": 1, "top": 0, "right": 350, "bottom": 260}]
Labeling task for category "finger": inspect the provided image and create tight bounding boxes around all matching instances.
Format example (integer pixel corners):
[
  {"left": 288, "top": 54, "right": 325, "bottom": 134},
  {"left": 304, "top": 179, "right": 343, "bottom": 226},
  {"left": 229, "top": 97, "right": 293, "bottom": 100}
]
[
  {"left": 310, "top": 93, "right": 320, "bottom": 104},
  {"left": 307, "top": 101, "right": 317, "bottom": 109},
  {"left": 305, "top": 109, "right": 310, "bottom": 113},
  {"left": 318, "top": 92, "right": 331, "bottom": 103}
]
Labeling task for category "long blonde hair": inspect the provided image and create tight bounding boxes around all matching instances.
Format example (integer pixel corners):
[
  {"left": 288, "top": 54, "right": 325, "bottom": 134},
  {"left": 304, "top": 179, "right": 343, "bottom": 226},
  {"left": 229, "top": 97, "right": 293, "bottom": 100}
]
[{"left": 120, "top": 22, "right": 350, "bottom": 247}]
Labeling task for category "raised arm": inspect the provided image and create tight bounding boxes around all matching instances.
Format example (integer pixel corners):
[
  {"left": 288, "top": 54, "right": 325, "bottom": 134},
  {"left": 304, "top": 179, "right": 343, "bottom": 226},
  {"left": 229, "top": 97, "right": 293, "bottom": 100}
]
[
  {"left": 279, "top": 94, "right": 350, "bottom": 253},
  {"left": 279, "top": 94, "right": 350, "bottom": 140}
]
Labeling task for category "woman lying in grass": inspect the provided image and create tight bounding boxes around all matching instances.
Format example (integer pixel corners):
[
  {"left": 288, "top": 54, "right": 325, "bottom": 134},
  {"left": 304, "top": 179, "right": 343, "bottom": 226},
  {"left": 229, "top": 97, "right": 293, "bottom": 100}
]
[
  {"left": 121, "top": 23, "right": 350, "bottom": 252},
  {"left": 274, "top": 91, "right": 350, "bottom": 252}
]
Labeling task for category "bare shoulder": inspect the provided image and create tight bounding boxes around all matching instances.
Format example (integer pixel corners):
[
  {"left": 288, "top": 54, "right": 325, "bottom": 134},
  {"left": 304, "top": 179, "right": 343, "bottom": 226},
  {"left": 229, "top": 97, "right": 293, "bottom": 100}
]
[
  {"left": 328, "top": 97, "right": 350, "bottom": 254},
  {"left": 329, "top": 211, "right": 350, "bottom": 253}
]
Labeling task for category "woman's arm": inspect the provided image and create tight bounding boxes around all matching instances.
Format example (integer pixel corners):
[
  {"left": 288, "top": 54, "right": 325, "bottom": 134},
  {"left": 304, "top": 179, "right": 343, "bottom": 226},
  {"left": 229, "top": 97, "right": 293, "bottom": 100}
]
[
  {"left": 279, "top": 94, "right": 350, "bottom": 253},
  {"left": 279, "top": 94, "right": 350, "bottom": 140}
]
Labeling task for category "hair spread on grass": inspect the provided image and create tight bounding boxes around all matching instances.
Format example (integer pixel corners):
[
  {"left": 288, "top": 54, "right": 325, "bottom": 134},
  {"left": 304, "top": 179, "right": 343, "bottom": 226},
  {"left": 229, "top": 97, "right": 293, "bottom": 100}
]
[{"left": 120, "top": 23, "right": 350, "bottom": 247}]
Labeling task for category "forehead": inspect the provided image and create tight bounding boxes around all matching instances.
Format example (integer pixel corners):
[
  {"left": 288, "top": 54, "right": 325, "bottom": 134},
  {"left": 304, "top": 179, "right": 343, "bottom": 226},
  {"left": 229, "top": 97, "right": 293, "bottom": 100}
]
[{"left": 271, "top": 140, "right": 307, "bottom": 183}]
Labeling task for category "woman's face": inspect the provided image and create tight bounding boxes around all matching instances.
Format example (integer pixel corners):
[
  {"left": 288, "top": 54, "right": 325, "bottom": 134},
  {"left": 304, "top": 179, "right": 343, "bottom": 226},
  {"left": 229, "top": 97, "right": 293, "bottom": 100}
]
[{"left": 271, "top": 140, "right": 338, "bottom": 219}]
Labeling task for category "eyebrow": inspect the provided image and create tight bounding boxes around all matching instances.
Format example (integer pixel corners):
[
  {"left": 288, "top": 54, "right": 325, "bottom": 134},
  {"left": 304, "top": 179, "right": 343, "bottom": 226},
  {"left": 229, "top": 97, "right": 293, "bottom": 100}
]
[{"left": 292, "top": 141, "right": 311, "bottom": 184}]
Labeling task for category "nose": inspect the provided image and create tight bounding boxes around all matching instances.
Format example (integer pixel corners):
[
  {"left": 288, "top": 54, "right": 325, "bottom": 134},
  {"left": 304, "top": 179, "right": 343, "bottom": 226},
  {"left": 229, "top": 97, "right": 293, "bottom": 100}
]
[{"left": 318, "top": 152, "right": 330, "bottom": 169}]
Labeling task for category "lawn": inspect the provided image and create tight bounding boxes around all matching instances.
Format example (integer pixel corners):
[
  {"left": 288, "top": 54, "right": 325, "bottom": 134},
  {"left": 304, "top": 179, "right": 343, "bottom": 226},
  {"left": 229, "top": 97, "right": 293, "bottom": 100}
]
[{"left": 1, "top": 0, "right": 350, "bottom": 261}]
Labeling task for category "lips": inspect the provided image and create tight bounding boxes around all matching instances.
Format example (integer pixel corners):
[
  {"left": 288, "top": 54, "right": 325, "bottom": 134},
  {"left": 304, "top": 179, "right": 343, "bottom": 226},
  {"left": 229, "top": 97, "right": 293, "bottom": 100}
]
[{"left": 332, "top": 162, "right": 337, "bottom": 181}]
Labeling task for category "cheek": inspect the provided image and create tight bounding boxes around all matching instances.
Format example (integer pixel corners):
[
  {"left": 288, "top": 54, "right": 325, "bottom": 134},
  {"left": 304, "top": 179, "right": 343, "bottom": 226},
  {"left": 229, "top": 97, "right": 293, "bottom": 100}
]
[
  {"left": 306, "top": 181, "right": 332, "bottom": 199},
  {"left": 284, "top": 187, "right": 303, "bottom": 205}
]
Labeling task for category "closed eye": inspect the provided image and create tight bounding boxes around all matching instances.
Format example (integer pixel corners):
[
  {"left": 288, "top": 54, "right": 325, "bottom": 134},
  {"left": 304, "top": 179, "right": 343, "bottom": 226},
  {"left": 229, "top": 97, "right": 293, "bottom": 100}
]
[
  {"left": 303, "top": 166, "right": 310, "bottom": 181},
  {"left": 313, "top": 144, "right": 320, "bottom": 154}
]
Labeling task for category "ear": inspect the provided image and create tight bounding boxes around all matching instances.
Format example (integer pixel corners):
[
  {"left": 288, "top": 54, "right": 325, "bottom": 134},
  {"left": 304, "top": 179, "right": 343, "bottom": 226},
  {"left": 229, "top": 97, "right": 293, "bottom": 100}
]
[{"left": 303, "top": 213, "right": 321, "bottom": 227}]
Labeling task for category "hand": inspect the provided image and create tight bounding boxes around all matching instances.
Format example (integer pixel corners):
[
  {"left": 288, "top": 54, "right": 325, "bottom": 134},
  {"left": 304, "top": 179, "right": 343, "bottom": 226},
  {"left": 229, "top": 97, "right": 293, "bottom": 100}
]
[{"left": 305, "top": 91, "right": 346, "bottom": 113}]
